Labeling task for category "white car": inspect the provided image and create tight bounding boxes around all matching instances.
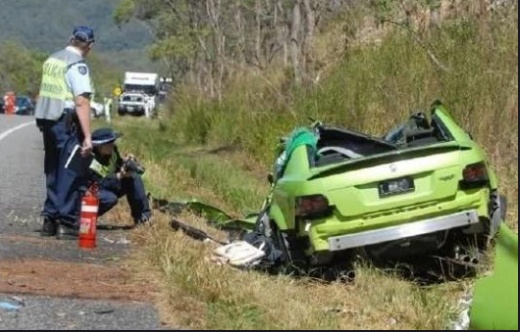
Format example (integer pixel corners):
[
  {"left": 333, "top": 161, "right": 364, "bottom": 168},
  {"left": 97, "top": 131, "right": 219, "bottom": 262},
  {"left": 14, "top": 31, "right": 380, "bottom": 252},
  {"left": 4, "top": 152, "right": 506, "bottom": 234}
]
[
  {"left": 118, "top": 92, "right": 154, "bottom": 117},
  {"left": 90, "top": 101, "right": 104, "bottom": 118}
]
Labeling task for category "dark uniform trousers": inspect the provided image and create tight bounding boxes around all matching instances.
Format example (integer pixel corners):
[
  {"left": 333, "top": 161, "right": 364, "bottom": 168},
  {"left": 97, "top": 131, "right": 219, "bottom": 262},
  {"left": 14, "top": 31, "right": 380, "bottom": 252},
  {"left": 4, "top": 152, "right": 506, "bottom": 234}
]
[
  {"left": 97, "top": 175, "right": 151, "bottom": 223},
  {"left": 38, "top": 110, "right": 86, "bottom": 228}
]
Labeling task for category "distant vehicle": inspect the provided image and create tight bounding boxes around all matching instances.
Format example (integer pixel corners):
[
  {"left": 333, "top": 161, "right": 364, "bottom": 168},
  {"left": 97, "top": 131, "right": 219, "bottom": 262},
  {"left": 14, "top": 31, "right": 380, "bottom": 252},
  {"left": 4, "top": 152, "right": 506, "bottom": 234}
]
[
  {"left": 90, "top": 101, "right": 104, "bottom": 118},
  {"left": 121, "top": 71, "right": 159, "bottom": 117},
  {"left": 158, "top": 77, "right": 173, "bottom": 103},
  {"left": 118, "top": 92, "right": 152, "bottom": 117},
  {"left": 123, "top": 71, "right": 158, "bottom": 96},
  {"left": 14, "top": 96, "right": 35, "bottom": 115}
]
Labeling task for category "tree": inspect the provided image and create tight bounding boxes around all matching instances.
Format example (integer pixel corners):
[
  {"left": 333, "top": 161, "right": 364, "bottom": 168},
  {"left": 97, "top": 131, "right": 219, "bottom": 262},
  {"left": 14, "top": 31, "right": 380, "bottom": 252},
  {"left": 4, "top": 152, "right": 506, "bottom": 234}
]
[
  {"left": 0, "top": 42, "right": 46, "bottom": 96},
  {"left": 113, "top": 0, "right": 347, "bottom": 94}
]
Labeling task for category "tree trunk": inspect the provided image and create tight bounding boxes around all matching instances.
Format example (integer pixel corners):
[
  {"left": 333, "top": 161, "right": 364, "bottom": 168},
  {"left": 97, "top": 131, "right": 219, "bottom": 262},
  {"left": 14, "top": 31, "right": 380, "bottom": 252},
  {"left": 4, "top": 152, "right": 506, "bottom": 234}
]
[
  {"left": 234, "top": 0, "right": 246, "bottom": 65},
  {"left": 302, "top": 0, "right": 315, "bottom": 76},
  {"left": 290, "top": 0, "right": 302, "bottom": 85},
  {"left": 206, "top": 0, "right": 224, "bottom": 100},
  {"left": 276, "top": 0, "right": 289, "bottom": 67},
  {"left": 254, "top": 0, "right": 262, "bottom": 68}
]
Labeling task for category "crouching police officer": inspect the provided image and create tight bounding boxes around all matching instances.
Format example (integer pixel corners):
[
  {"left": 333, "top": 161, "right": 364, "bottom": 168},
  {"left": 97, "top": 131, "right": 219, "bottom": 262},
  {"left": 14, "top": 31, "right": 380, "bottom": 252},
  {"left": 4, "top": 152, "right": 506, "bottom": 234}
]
[{"left": 89, "top": 128, "right": 152, "bottom": 224}]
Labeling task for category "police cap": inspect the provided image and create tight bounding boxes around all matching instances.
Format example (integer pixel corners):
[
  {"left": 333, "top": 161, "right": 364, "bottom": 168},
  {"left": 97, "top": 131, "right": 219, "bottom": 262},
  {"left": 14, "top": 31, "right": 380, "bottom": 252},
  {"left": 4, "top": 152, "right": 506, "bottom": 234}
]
[
  {"left": 92, "top": 128, "right": 120, "bottom": 146},
  {"left": 72, "top": 25, "right": 95, "bottom": 43}
]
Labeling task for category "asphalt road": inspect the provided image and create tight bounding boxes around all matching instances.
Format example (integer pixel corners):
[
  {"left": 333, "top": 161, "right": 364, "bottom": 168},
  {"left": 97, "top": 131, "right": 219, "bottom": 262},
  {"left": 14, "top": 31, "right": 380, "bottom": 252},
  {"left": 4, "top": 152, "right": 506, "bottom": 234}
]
[{"left": 0, "top": 114, "right": 167, "bottom": 330}]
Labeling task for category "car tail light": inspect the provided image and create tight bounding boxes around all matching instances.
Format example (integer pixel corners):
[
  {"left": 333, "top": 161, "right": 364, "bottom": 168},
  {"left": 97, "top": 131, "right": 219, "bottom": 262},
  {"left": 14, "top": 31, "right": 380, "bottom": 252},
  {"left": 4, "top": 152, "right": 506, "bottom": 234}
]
[
  {"left": 460, "top": 162, "right": 489, "bottom": 189},
  {"left": 295, "top": 194, "right": 331, "bottom": 219}
]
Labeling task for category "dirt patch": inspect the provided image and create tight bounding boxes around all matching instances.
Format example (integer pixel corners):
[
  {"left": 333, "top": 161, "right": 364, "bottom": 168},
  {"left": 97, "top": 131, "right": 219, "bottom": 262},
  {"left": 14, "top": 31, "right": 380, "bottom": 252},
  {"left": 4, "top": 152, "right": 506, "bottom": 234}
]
[
  {"left": 0, "top": 258, "right": 156, "bottom": 302},
  {"left": 0, "top": 231, "right": 158, "bottom": 303}
]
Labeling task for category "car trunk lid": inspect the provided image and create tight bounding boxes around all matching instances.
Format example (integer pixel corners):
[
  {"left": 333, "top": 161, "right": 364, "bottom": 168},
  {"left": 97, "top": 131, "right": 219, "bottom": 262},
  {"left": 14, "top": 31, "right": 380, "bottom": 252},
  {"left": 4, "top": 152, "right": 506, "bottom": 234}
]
[{"left": 310, "top": 142, "right": 469, "bottom": 218}]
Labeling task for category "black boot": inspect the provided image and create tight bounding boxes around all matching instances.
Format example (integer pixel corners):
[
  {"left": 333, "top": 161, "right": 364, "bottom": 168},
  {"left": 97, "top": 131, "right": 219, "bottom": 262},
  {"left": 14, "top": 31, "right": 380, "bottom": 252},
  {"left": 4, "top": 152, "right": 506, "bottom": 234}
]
[
  {"left": 41, "top": 218, "right": 57, "bottom": 237},
  {"left": 135, "top": 214, "right": 152, "bottom": 225},
  {"left": 56, "top": 222, "right": 79, "bottom": 240}
]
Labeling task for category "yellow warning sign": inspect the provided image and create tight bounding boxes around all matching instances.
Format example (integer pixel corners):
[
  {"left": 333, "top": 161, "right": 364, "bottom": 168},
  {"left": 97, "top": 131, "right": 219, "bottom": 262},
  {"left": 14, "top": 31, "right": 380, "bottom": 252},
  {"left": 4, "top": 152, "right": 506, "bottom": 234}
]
[{"left": 113, "top": 86, "right": 122, "bottom": 97}]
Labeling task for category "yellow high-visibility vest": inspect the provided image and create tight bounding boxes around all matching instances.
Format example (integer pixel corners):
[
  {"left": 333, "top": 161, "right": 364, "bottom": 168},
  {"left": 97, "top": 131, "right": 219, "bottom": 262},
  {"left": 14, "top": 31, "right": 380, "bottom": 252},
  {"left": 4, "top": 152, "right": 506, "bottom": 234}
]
[
  {"left": 89, "top": 152, "right": 119, "bottom": 178},
  {"left": 39, "top": 58, "right": 74, "bottom": 102}
]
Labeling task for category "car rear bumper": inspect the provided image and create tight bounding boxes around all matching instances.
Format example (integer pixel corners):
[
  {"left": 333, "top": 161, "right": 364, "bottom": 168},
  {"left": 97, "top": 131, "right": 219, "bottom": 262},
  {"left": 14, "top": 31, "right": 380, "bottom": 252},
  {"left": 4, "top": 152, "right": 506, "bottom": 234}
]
[
  {"left": 119, "top": 105, "right": 145, "bottom": 113},
  {"left": 306, "top": 188, "right": 490, "bottom": 251},
  {"left": 327, "top": 209, "right": 479, "bottom": 251}
]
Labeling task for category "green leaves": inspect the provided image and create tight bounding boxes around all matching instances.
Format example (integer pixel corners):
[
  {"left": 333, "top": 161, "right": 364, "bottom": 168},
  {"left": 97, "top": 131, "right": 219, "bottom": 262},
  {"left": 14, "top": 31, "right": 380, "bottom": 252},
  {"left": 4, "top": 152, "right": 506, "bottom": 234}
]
[
  {"left": 0, "top": 42, "right": 44, "bottom": 94},
  {"left": 113, "top": 0, "right": 136, "bottom": 26},
  {"left": 149, "top": 35, "right": 196, "bottom": 60}
]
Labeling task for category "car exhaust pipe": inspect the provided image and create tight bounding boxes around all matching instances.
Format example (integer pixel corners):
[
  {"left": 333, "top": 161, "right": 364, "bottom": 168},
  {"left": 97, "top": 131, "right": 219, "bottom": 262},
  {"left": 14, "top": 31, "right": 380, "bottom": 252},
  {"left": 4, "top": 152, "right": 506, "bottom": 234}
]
[
  {"left": 337, "top": 270, "right": 356, "bottom": 282},
  {"left": 458, "top": 254, "right": 479, "bottom": 265},
  {"left": 460, "top": 255, "right": 472, "bottom": 264}
]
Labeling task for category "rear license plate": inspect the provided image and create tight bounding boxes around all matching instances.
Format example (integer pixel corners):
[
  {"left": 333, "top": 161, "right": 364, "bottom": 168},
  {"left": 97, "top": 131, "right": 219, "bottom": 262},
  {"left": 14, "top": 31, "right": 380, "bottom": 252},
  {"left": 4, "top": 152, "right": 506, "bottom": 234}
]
[
  {"left": 378, "top": 176, "right": 415, "bottom": 197},
  {"left": 127, "top": 107, "right": 134, "bottom": 112}
]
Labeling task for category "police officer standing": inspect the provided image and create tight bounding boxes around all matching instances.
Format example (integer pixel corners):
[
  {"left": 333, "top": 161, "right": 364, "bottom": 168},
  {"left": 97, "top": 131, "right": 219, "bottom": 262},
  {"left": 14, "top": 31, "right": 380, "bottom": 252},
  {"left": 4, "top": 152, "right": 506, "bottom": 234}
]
[{"left": 35, "top": 26, "right": 96, "bottom": 239}]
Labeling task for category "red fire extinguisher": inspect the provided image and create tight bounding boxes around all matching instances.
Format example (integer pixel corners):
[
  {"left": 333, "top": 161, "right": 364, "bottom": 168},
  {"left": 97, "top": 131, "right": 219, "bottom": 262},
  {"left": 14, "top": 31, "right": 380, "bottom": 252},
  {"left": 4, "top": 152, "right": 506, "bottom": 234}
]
[{"left": 79, "top": 183, "right": 99, "bottom": 249}]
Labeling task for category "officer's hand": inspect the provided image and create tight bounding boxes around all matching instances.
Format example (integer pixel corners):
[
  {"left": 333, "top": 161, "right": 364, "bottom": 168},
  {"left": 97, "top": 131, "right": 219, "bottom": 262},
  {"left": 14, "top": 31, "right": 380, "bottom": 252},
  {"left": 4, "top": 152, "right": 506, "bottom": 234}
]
[
  {"left": 118, "top": 167, "right": 134, "bottom": 179},
  {"left": 124, "top": 153, "right": 136, "bottom": 162},
  {"left": 81, "top": 137, "right": 93, "bottom": 157}
]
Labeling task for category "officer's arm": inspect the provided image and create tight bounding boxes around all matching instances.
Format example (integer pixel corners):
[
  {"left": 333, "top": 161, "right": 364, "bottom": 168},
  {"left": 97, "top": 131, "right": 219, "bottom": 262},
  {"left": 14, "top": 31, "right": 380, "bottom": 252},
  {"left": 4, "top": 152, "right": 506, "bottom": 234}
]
[
  {"left": 75, "top": 95, "right": 91, "bottom": 139},
  {"left": 66, "top": 63, "right": 93, "bottom": 146}
]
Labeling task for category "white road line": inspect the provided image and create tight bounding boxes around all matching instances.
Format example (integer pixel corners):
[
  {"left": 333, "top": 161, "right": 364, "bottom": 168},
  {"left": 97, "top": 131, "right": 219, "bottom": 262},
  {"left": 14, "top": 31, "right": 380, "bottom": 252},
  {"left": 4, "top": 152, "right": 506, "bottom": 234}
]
[{"left": 0, "top": 121, "right": 35, "bottom": 143}]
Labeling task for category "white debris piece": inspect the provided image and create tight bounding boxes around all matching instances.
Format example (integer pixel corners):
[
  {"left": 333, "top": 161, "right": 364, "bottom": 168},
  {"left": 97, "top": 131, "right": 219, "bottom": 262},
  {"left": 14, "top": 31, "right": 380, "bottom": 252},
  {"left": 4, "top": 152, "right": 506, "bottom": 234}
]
[
  {"left": 116, "top": 237, "right": 130, "bottom": 244},
  {"left": 212, "top": 241, "right": 265, "bottom": 267}
]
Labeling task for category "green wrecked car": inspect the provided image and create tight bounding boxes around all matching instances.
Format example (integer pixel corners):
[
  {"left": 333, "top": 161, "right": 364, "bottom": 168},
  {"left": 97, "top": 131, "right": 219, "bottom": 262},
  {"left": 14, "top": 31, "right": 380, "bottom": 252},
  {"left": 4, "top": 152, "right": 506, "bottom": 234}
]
[{"left": 255, "top": 100, "right": 506, "bottom": 269}]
